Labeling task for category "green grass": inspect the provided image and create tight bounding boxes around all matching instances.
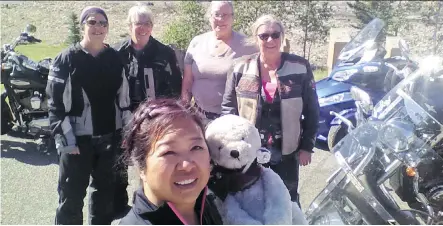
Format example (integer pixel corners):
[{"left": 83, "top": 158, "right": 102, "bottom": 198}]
[
  {"left": 1, "top": 43, "right": 330, "bottom": 93},
  {"left": 313, "top": 69, "right": 328, "bottom": 81},
  {"left": 14, "top": 42, "right": 67, "bottom": 61},
  {"left": 1, "top": 43, "right": 67, "bottom": 93}
]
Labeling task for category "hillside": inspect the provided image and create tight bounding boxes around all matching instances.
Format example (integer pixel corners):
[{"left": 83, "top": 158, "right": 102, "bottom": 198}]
[
  {"left": 1, "top": 1, "right": 439, "bottom": 67},
  {"left": 1, "top": 1, "right": 177, "bottom": 45}
]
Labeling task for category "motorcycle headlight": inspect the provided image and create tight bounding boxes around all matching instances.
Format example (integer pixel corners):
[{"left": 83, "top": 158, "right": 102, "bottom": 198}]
[
  {"left": 1, "top": 62, "right": 11, "bottom": 70},
  {"left": 379, "top": 118, "right": 415, "bottom": 152},
  {"left": 319, "top": 92, "right": 353, "bottom": 107},
  {"left": 331, "top": 69, "right": 359, "bottom": 81},
  {"left": 362, "top": 65, "right": 379, "bottom": 73}
]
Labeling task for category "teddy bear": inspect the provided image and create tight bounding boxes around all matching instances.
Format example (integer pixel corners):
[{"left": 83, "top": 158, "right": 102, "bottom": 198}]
[{"left": 205, "top": 114, "right": 307, "bottom": 225}]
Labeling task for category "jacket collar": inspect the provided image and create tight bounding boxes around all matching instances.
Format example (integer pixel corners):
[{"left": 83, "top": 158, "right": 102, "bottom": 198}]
[
  {"left": 73, "top": 42, "right": 112, "bottom": 56},
  {"left": 120, "top": 37, "right": 158, "bottom": 53},
  {"left": 132, "top": 186, "right": 208, "bottom": 224}
]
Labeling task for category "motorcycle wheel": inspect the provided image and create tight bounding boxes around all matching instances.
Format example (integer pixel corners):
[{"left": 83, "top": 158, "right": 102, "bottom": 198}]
[
  {"left": 1, "top": 97, "right": 13, "bottom": 135},
  {"left": 327, "top": 124, "right": 348, "bottom": 151}
]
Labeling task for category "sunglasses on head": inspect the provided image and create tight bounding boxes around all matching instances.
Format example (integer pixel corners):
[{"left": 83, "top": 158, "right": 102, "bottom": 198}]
[
  {"left": 257, "top": 32, "right": 281, "bottom": 41},
  {"left": 85, "top": 20, "right": 108, "bottom": 27}
]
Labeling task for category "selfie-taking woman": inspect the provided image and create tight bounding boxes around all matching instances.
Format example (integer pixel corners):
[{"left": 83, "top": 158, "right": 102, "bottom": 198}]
[{"left": 119, "top": 99, "right": 222, "bottom": 224}]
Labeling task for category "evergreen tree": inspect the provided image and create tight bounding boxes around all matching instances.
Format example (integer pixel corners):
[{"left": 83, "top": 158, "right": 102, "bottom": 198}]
[
  {"left": 66, "top": 12, "right": 81, "bottom": 44},
  {"left": 160, "top": 1, "right": 207, "bottom": 50}
]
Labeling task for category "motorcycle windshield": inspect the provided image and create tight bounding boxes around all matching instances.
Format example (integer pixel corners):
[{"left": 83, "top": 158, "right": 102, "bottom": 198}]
[
  {"left": 333, "top": 58, "right": 443, "bottom": 173},
  {"left": 335, "top": 18, "right": 385, "bottom": 67}
]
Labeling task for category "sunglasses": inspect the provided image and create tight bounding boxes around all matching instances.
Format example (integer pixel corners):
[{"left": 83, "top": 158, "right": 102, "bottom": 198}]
[
  {"left": 85, "top": 20, "right": 108, "bottom": 27},
  {"left": 257, "top": 32, "right": 281, "bottom": 41}
]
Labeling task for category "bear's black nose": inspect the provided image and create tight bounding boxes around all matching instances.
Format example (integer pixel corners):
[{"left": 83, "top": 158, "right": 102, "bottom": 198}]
[{"left": 230, "top": 150, "right": 240, "bottom": 158}]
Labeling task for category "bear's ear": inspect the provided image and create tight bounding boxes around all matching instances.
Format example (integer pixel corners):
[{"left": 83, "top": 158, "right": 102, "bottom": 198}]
[{"left": 256, "top": 148, "right": 271, "bottom": 164}]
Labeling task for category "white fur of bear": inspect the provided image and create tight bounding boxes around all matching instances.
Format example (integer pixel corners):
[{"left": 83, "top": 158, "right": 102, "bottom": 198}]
[{"left": 205, "top": 114, "right": 307, "bottom": 225}]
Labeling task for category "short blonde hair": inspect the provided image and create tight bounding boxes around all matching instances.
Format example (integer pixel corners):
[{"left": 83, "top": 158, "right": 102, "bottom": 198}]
[
  {"left": 205, "top": 1, "right": 234, "bottom": 21},
  {"left": 127, "top": 3, "right": 154, "bottom": 26},
  {"left": 248, "top": 14, "right": 285, "bottom": 47}
]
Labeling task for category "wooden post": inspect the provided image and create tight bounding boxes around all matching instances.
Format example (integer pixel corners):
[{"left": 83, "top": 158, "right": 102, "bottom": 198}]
[
  {"left": 283, "top": 38, "right": 290, "bottom": 53},
  {"left": 327, "top": 28, "right": 351, "bottom": 75},
  {"left": 385, "top": 36, "right": 401, "bottom": 58}
]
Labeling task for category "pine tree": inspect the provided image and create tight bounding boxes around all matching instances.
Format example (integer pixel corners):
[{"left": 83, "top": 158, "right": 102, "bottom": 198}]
[
  {"left": 160, "top": 2, "right": 207, "bottom": 50},
  {"left": 347, "top": 0, "right": 415, "bottom": 36},
  {"left": 66, "top": 12, "right": 81, "bottom": 44}
]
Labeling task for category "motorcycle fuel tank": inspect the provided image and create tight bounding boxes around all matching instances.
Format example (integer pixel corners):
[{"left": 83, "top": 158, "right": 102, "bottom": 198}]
[{"left": 9, "top": 69, "right": 47, "bottom": 90}]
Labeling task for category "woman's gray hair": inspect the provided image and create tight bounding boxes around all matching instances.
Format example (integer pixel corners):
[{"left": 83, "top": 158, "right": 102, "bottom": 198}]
[
  {"left": 127, "top": 2, "right": 154, "bottom": 26},
  {"left": 205, "top": 1, "right": 234, "bottom": 21},
  {"left": 248, "top": 14, "right": 285, "bottom": 48}
]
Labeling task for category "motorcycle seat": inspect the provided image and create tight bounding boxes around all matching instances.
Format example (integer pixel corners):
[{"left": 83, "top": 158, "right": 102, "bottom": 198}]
[{"left": 37, "top": 58, "right": 51, "bottom": 74}]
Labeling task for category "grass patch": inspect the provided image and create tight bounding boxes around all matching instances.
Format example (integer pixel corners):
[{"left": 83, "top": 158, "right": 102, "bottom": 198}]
[
  {"left": 3, "top": 43, "right": 330, "bottom": 94},
  {"left": 1, "top": 43, "right": 66, "bottom": 98},
  {"left": 14, "top": 42, "right": 67, "bottom": 61},
  {"left": 313, "top": 69, "right": 328, "bottom": 81}
]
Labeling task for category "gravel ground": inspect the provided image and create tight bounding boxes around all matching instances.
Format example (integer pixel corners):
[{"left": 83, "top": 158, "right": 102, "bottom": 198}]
[{"left": 1, "top": 133, "right": 335, "bottom": 224}]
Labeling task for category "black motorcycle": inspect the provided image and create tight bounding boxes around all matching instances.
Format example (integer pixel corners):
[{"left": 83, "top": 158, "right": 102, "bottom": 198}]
[
  {"left": 306, "top": 56, "right": 443, "bottom": 225},
  {"left": 1, "top": 24, "right": 53, "bottom": 150}
]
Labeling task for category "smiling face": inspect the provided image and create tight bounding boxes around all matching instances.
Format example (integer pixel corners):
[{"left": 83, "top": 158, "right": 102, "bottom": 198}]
[
  {"left": 209, "top": 2, "right": 234, "bottom": 37},
  {"left": 129, "top": 14, "right": 152, "bottom": 46},
  {"left": 83, "top": 13, "right": 108, "bottom": 44},
  {"left": 256, "top": 22, "right": 282, "bottom": 56},
  {"left": 141, "top": 117, "right": 210, "bottom": 206}
]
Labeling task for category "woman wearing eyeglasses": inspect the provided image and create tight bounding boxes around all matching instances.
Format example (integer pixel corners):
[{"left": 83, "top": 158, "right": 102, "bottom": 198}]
[
  {"left": 221, "top": 14, "right": 320, "bottom": 207},
  {"left": 181, "top": 1, "right": 257, "bottom": 123},
  {"left": 46, "top": 6, "right": 131, "bottom": 224},
  {"left": 113, "top": 3, "right": 184, "bottom": 219}
]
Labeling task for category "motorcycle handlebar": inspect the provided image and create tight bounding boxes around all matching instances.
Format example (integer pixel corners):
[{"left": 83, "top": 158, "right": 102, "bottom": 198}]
[
  {"left": 385, "top": 62, "right": 399, "bottom": 73},
  {"left": 28, "top": 36, "right": 41, "bottom": 43}
]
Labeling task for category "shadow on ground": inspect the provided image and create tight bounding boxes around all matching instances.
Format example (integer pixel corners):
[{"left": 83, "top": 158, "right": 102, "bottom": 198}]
[{"left": 1, "top": 132, "right": 58, "bottom": 166}]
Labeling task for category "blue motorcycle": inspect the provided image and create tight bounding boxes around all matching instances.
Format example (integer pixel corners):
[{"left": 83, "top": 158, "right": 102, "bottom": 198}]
[{"left": 315, "top": 18, "right": 414, "bottom": 151}]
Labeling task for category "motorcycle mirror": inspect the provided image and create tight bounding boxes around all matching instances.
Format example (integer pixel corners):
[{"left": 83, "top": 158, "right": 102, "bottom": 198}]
[
  {"left": 25, "top": 24, "right": 36, "bottom": 33},
  {"left": 351, "top": 86, "right": 373, "bottom": 115}
]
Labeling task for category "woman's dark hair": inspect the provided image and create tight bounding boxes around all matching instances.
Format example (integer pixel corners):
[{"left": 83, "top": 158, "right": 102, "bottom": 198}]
[{"left": 122, "top": 98, "right": 205, "bottom": 171}]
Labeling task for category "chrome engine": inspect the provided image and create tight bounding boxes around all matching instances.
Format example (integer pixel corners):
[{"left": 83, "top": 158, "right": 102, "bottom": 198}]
[{"left": 18, "top": 90, "right": 47, "bottom": 111}]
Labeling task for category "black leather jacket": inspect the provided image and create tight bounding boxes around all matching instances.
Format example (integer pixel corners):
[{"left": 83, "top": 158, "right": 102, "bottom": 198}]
[
  {"left": 114, "top": 37, "right": 182, "bottom": 111},
  {"left": 119, "top": 187, "right": 223, "bottom": 225}
]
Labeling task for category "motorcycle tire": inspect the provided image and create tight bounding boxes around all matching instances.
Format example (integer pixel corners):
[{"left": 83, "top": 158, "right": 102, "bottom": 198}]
[
  {"left": 1, "top": 96, "right": 13, "bottom": 135},
  {"left": 327, "top": 124, "right": 348, "bottom": 151}
]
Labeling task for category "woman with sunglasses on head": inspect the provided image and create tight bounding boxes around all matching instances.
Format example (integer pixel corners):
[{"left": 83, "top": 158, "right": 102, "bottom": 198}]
[
  {"left": 181, "top": 1, "right": 257, "bottom": 123},
  {"left": 221, "top": 14, "right": 320, "bottom": 207},
  {"left": 46, "top": 6, "right": 131, "bottom": 225},
  {"left": 119, "top": 99, "right": 222, "bottom": 225},
  {"left": 113, "top": 3, "right": 184, "bottom": 218}
]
